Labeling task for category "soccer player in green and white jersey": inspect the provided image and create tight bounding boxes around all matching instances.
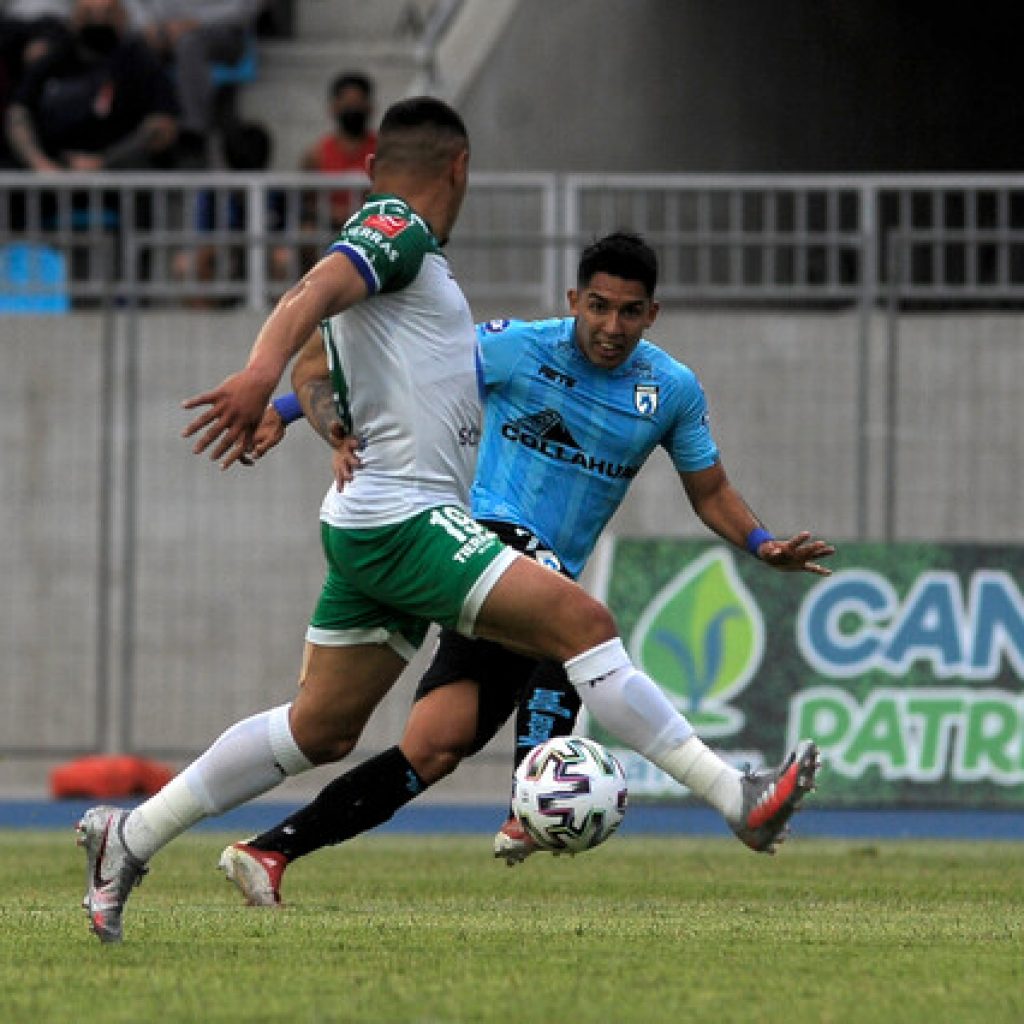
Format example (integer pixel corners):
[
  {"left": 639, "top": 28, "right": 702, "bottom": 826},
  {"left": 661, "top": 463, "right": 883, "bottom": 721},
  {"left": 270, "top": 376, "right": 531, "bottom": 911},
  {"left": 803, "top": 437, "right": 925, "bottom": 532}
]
[{"left": 78, "top": 98, "right": 832, "bottom": 944}]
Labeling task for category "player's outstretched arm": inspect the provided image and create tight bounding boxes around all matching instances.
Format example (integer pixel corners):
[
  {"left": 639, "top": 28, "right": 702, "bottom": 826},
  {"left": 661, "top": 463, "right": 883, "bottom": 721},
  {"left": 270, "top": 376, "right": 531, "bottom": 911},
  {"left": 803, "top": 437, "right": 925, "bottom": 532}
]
[
  {"left": 180, "top": 364, "right": 284, "bottom": 469},
  {"left": 181, "top": 251, "right": 368, "bottom": 470},
  {"left": 228, "top": 328, "right": 337, "bottom": 468},
  {"left": 680, "top": 463, "right": 834, "bottom": 575},
  {"left": 232, "top": 351, "right": 362, "bottom": 488}
]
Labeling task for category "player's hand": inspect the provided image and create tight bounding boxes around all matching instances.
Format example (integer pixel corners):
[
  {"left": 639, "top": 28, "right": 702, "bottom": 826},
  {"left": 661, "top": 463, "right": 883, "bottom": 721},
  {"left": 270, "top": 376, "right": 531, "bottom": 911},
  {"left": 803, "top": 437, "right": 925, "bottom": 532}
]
[
  {"left": 252, "top": 405, "right": 289, "bottom": 463},
  {"left": 181, "top": 366, "right": 278, "bottom": 470},
  {"left": 329, "top": 423, "right": 362, "bottom": 491},
  {"left": 757, "top": 531, "right": 835, "bottom": 576},
  {"left": 231, "top": 405, "right": 289, "bottom": 468}
]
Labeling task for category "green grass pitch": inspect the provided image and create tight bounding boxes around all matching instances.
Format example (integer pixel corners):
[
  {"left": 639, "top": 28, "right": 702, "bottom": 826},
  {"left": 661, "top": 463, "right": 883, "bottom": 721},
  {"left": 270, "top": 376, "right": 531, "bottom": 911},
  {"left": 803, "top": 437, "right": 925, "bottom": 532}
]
[{"left": 1, "top": 832, "right": 1021, "bottom": 1023}]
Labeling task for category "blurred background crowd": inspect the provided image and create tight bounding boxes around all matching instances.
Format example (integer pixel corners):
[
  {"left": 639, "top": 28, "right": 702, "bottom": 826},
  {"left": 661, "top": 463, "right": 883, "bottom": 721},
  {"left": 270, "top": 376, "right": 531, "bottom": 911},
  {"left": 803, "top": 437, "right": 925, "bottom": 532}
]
[
  {"left": 0, "top": 0, "right": 389, "bottom": 299},
  {"left": 0, "top": 0, "right": 379, "bottom": 182}
]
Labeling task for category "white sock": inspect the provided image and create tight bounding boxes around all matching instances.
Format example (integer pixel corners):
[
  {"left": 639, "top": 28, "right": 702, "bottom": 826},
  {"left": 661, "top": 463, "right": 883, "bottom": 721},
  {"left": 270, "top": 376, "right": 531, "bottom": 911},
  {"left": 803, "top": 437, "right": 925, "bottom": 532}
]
[
  {"left": 123, "top": 703, "right": 313, "bottom": 862},
  {"left": 565, "top": 639, "right": 741, "bottom": 820},
  {"left": 653, "top": 735, "right": 742, "bottom": 823},
  {"left": 564, "top": 638, "right": 695, "bottom": 755}
]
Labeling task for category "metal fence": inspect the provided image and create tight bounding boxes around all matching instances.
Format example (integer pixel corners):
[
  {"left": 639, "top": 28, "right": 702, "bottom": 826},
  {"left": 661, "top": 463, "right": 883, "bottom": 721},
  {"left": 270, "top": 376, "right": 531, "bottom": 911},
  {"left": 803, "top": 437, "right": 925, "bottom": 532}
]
[
  {"left": 2, "top": 172, "right": 1023, "bottom": 769},
  {"left": 7, "top": 172, "right": 1024, "bottom": 308},
  {"left": 0, "top": 171, "right": 562, "bottom": 310},
  {"left": 563, "top": 174, "right": 1024, "bottom": 306}
]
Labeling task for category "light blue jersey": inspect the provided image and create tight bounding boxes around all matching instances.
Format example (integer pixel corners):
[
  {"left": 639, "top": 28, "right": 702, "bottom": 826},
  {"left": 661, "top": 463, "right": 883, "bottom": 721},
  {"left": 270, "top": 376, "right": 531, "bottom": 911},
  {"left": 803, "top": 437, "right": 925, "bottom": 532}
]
[{"left": 472, "top": 317, "right": 719, "bottom": 577}]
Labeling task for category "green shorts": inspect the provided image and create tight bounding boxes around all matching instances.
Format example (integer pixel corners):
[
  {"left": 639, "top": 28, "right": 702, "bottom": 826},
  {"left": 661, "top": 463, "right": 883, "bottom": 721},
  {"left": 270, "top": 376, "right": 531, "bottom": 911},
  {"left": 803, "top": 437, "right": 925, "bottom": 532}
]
[{"left": 307, "top": 504, "right": 518, "bottom": 659}]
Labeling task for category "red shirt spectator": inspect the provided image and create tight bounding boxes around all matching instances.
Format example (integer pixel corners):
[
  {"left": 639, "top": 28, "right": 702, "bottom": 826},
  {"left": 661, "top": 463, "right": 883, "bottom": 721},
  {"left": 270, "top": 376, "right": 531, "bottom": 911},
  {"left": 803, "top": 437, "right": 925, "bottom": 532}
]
[{"left": 300, "top": 70, "right": 375, "bottom": 229}]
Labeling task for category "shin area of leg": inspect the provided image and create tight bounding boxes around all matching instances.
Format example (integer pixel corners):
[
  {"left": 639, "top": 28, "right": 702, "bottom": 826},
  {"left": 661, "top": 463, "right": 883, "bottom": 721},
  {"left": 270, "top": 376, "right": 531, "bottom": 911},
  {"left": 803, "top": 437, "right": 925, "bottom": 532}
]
[{"left": 564, "top": 638, "right": 693, "bottom": 758}]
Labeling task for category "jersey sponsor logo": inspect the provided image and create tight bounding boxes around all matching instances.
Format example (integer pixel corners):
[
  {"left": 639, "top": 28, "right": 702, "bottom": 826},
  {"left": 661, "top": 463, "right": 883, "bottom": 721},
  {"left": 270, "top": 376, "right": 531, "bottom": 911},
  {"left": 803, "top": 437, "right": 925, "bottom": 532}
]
[
  {"left": 539, "top": 363, "right": 576, "bottom": 388},
  {"left": 500, "top": 410, "right": 640, "bottom": 480},
  {"left": 363, "top": 213, "right": 411, "bottom": 238},
  {"left": 483, "top": 318, "right": 510, "bottom": 333},
  {"left": 509, "top": 409, "right": 579, "bottom": 446},
  {"left": 634, "top": 383, "right": 659, "bottom": 415},
  {"left": 342, "top": 228, "right": 401, "bottom": 264}
]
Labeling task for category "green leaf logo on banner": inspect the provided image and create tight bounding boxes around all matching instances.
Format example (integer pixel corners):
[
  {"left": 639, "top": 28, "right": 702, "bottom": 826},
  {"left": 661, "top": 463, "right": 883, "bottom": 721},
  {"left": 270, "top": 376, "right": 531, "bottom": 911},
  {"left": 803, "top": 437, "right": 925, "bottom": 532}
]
[{"left": 628, "top": 548, "right": 765, "bottom": 736}]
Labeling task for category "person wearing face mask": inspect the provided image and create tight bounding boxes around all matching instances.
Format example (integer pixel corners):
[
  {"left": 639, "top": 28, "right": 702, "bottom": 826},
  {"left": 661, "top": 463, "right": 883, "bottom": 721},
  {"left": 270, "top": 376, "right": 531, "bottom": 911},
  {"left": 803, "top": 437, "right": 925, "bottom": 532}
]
[
  {"left": 300, "top": 70, "right": 377, "bottom": 230},
  {"left": 4, "top": 0, "right": 178, "bottom": 171}
]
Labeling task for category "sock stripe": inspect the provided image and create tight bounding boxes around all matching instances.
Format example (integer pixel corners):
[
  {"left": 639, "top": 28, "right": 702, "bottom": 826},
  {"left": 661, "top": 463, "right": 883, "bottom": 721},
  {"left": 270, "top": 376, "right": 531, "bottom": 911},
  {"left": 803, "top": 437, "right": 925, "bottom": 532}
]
[{"left": 268, "top": 703, "right": 314, "bottom": 775}]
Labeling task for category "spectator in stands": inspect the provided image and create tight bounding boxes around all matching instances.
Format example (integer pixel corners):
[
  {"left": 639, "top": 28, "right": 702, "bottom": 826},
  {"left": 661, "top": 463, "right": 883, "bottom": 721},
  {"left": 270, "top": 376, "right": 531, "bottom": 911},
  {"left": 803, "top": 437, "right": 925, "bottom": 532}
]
[
  {"left": 127, "top": 0, "right": 258, "bottom": 167},
  {"left": 4, "top": 0, "right": 178, "bottom": 171},
  {"left": 0, "top": 1, "right": 73, "bottom": 166},
  {"left": 300, "top": 70, "right": 376, "bottom": 229},
  {"left": 172, "top": 118, "right": 290, "bottom": 307}
]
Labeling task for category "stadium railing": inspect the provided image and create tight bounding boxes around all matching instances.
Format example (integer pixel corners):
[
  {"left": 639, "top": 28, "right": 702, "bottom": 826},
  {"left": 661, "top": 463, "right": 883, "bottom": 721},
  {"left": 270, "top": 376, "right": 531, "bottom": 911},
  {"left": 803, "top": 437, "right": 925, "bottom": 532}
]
[{"left": 5, "top": 172, "right": 1024, "bottom": 310}]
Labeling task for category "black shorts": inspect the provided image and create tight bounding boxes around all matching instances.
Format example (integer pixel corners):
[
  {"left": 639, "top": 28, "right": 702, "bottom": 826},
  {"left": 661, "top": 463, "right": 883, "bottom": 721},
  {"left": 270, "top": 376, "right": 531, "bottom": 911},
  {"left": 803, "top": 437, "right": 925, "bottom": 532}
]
[{"left": 413, "top": 520, "right": 573, "bottom": 756}]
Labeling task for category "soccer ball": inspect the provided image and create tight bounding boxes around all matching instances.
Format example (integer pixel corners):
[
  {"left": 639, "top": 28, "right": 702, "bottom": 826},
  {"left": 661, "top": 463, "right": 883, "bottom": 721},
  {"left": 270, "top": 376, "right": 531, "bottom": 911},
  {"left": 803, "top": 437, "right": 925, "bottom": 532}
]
[{"left": 512, "top": 736, "right": 628, "bottom": 854}]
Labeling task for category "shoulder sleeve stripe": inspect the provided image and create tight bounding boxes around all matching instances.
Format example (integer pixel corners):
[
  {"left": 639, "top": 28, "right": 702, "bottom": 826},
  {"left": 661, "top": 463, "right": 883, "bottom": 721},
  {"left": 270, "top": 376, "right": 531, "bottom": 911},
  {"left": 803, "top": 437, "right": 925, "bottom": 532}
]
[{"left": 329, "top": 241, "right": 380, "bottom": 295}]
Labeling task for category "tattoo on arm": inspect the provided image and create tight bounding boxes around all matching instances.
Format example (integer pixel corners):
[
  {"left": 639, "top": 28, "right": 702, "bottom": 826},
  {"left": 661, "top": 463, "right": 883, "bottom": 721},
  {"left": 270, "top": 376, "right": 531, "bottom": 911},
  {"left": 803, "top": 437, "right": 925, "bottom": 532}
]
[{"left": 301, "top": 378, "right": 343, "bottom": 444}]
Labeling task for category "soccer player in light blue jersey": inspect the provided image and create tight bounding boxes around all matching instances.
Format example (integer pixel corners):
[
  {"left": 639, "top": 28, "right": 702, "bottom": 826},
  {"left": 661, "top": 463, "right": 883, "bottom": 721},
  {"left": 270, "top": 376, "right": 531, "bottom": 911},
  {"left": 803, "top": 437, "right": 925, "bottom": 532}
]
[
  {"left": 472, "top": 307, "right": 718, "bottom": 582},
  {"left": 215, "top": 232, "right": 834, "bottom": 906}
]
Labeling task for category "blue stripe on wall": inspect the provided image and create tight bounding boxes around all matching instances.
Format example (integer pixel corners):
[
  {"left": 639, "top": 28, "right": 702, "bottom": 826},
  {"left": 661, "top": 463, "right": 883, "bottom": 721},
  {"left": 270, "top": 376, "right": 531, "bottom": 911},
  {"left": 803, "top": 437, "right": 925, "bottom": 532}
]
[{"left": 2, "top": 800, "right": 1021, "bottom": 840}]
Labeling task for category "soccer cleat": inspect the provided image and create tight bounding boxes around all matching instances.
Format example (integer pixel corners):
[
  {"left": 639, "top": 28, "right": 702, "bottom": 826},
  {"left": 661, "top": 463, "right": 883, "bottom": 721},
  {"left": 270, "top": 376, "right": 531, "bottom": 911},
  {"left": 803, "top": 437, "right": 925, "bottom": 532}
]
[
  {"left": 493, "top": 816, "right": 539, "bottom": 867},
  {"left": 218, "top": 842, "right": 288, "bottom": 907},
  {"left": 730, "top": 740, "right": 820, "bottom": 854},
  {"left": 76, "top": 805, "right": 148, "bottom": 943}
]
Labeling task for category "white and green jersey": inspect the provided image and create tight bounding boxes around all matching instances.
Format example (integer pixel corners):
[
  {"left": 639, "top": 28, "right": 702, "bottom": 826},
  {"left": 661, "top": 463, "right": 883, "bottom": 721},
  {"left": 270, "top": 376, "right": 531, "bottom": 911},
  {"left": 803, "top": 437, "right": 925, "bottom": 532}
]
[{"left": 318, "top": 194, "right": 482, "bottom": 529}]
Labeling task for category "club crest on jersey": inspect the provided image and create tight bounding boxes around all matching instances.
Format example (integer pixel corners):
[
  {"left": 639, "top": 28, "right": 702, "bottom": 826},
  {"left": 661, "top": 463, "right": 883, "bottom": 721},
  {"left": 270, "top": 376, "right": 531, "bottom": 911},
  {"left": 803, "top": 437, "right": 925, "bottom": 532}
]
[
  {"left": 483, "top": 319, "right": 510, "bottom": 333},
  {"left": 363, "top": 213, "right": 410, "bottom": 238},
  {"left": 634, "top": 383, "right": 659, "bottom": 415}
]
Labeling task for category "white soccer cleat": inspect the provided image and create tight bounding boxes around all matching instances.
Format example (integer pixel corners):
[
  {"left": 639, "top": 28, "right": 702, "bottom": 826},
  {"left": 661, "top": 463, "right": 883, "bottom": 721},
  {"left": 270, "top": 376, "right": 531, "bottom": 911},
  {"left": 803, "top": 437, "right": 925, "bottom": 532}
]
[{"left": 77, "top": 805, "right": 148, "bottom": 943}]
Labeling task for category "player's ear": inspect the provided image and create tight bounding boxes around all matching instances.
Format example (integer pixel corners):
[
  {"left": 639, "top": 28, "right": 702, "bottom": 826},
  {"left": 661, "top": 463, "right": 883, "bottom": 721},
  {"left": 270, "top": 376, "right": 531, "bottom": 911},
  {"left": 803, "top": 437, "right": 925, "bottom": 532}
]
[
  {"left": 365, "top": 152, "right": 375, "bottom": 177},
  {"left": 645, "top": 299, "right": 660, "bottom": 326},
  {"left": 451, "top": 146, "right": 469, "bottom": 186},
  {"left": 567, "top": 288, "right": 579, "bottom": 313}
]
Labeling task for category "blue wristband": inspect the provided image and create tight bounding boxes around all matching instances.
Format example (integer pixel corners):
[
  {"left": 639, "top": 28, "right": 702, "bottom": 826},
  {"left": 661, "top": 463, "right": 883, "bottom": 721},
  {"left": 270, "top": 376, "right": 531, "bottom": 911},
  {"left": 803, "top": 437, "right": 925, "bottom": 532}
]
[
  {"left": 744, "top": 527, "right": 774, "bottom": 556},
  {"left": 271, "top": 393, "right": 304, "bottom": 425}
]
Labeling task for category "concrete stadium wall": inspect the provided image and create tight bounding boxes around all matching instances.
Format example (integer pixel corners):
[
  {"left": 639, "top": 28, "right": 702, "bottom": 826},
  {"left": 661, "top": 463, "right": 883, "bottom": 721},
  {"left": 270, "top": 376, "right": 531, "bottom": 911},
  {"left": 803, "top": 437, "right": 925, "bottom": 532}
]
[
  {"left": 3, "top": 308, "right": 1022, "bottom": 799},
  {"left": 615, "top": 310, "right": 1024, "bottom": 546},
  {"left": 239, "top": 1, "right": 1024, "bottom": 175},
  {"left": 457, "top": 0, "right": 1024, "bottom": 174}
]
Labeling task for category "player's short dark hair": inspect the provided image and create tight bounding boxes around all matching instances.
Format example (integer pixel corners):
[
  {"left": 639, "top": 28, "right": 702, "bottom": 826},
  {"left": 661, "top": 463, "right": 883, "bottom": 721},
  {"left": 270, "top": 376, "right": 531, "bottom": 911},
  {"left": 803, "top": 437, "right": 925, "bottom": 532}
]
[
  {"left": 330, "top": 71, "right": 373, "bottom": 100},
  {"left": 375, "top": 96, "right": 468, "bottom": 173},
  {"left": 578, "top": 231, "right": 658, "bottom": 297},
  {"left": 379, "top": 96, "right": 467, "bottom": 139}
]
